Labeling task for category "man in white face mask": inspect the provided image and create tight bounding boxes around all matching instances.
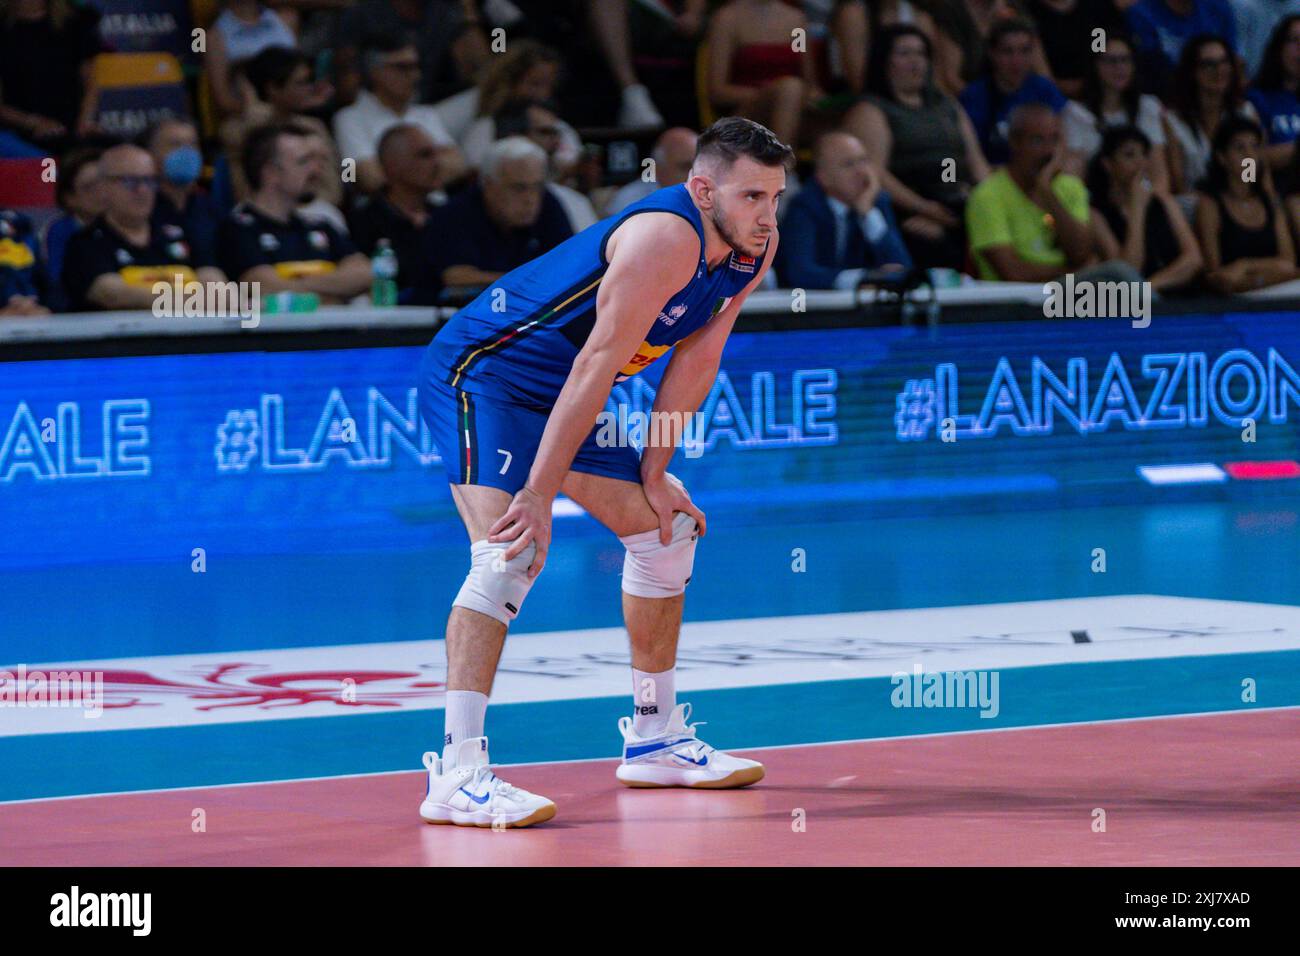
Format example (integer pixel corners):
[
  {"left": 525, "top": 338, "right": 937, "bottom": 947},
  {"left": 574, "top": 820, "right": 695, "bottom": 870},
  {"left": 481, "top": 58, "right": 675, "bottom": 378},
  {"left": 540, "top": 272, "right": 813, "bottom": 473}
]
[{"left": 145, "top": 117, "right": 222, "bottom": 269}]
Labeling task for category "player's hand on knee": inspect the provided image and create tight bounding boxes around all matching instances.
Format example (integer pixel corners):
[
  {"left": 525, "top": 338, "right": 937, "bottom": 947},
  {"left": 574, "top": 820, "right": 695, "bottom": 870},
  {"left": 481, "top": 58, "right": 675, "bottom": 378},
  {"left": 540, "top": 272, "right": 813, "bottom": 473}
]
[
  {"left": 643, "top": 471, "right": 706, "bottom": 544},
  {"left": 488, "top": 485, "right": 551, "bottom": 578}
]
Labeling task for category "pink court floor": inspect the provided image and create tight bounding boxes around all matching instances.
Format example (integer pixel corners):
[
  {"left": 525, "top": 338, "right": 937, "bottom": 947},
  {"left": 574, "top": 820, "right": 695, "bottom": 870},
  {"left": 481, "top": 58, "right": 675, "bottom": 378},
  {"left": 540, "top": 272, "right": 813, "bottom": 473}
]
[{"left": 4, "top": 709, "right": 1296, "bottom": 866}]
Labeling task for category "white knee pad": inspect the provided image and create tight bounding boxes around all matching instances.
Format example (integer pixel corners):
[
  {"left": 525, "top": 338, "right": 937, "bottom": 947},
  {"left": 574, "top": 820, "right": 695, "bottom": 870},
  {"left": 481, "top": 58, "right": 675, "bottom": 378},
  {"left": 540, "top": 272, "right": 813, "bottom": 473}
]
[
  {"left": 453, "top": 539, "right": 538, "bottom": 625},
  {"left": 620, "top": 512, "right": 699, "bottom": 598}
]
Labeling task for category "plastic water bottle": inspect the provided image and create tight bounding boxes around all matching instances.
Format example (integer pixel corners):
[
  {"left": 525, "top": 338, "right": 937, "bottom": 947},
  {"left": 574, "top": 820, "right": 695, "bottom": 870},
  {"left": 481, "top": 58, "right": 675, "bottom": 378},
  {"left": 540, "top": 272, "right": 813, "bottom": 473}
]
[{"left": 371, "top": 239, "right": 399, "bottom": 306}]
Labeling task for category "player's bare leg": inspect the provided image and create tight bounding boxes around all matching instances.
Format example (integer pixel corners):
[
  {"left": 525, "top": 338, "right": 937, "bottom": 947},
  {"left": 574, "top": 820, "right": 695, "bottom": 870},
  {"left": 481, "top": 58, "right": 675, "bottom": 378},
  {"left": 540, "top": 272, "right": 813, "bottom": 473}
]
[
  {"left": 561, "top": 470, "right": 764, "bottom": 788},
  {"left": 561, "top": 471, "right": 683, "bottom": 670},
  {"left": 419, "top": 482, "right": 555, "bottom": 827},
  {"left": 445, "top": 483, "right": 512, "bottom": 696}
]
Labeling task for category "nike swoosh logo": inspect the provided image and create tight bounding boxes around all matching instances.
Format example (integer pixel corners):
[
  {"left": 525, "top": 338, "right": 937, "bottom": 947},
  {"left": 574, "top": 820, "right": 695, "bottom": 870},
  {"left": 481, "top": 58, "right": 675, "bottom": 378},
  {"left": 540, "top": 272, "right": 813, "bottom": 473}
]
[
  {"left": 674, "top": 752, "right": 708, "bottom": 766},
  {"left": 459, "top": 787, "right": 491, "bottom": 805}
]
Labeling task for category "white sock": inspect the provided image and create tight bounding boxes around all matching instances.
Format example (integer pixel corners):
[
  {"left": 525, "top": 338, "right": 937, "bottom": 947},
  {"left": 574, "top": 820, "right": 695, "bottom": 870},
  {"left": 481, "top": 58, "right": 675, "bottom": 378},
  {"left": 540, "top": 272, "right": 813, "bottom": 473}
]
[
  {"left": 443, "top": 690, "right": 488, "bottom": 755},
  {"left": 631, "top": 667, "right": 675, "bottom": 737}
]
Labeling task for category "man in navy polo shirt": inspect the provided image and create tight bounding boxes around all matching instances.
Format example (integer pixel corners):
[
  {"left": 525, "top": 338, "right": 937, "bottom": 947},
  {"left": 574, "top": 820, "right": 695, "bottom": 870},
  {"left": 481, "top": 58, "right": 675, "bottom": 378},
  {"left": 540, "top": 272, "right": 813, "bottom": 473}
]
[{"left": 218, "top": 122, "right": 371, "bottom": 305}]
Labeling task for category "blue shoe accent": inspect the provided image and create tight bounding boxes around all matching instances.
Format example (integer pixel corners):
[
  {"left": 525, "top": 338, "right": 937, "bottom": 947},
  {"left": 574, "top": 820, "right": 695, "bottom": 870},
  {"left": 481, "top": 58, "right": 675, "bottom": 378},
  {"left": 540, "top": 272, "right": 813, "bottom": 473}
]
[
  {"left": 673, "top": 751, "right": 708, "bottom": 766},
  {"left": 624, "top": 737, "right": 695, "bottom": 761},
  {"left": 459, "top": 787, "right": 491, "bottom": 805}
]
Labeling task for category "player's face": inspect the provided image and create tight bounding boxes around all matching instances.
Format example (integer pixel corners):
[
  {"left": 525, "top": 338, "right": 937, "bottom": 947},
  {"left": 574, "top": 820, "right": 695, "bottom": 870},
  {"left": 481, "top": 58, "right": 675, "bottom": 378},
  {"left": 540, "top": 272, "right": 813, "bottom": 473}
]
[{"left": 706, "top": 156, "right": 785, "bottom": 259}]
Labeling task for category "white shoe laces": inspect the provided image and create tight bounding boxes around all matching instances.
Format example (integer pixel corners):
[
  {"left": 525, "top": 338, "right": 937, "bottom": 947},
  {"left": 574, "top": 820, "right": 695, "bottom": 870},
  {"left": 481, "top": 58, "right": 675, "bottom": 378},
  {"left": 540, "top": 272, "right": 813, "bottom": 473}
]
[{"left": 468, "top": 765, "right": 526, "bottom": 802}]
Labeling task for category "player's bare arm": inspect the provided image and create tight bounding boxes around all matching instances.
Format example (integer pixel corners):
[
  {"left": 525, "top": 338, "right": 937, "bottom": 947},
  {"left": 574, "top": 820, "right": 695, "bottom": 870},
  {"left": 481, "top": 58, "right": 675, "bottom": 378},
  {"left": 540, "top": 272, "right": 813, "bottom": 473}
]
[
  {"left": 486, "top": 213, "right": 701, "bottom": 576},
  {"left": 639, "top": 228, "right": 781, "bottom": 544}
]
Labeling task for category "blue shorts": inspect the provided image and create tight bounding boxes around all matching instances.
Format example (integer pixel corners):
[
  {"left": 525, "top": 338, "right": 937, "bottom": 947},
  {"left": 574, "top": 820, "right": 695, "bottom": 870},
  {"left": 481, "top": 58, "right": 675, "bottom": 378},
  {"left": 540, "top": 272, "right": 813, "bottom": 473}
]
[{"left": 418, "top": 368, "right": 643, "bottom": 494}]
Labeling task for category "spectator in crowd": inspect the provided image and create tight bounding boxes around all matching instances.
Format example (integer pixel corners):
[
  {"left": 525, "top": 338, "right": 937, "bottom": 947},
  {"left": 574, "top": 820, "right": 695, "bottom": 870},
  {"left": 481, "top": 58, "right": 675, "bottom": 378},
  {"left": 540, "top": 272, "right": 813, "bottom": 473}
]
[
  {"left": 347, "top": 123, "right": 443, "bottom": 303},
  {"left": 1165, "top": 35, "right": 1260, "bottom": 214},
  {"left": 493, "top": 98, "right": 597, "bottom": 231},
  {"left": 0, "top": 208, "right": 50, "bottom": 315},
  {"left": 0, "top": 0, "right": 105, "bottom": 156},
  {"left": 42, "top": 146, "right": 104, "bottom": 294},
  {"left": 332, "top": 0, "right": 489, "bottom": 107},
  {"left": 218, "top": 122, "right": 370, "bottom": 304},
  {"left": 508, "top": 0, "right": 679, "bottom": 126},
  {"left": 1022, "top": 0, "right": 1129, "bottom": 99},
  {"left": 454, "top": 41, "right": 582, "bottom": 173},
  {"left": 844, "top": 24, "right": 989, "bottom": 269},
  {"left": 1247, "top": 15, "right": 1300, "bottom": 170},
  {"left": 295, "top": 126, "right": 350, "bottom": 235},
  {"left": 706, "top": 0, "right": 824, "bottom": 149},
  {"left": 775, "top": 131, "right": 912, "bottom": 289},
  {"left": 582, "top": 0, "right": 675, "bottom": 126},
  {"left": 145, "top": 118, "right": 222, "bottom": 270},
  {"left": 332, "top": 33, "right": 466, "bottom": 194},
  {"left": 829, "top": 0, "right": 955, "bottom": 97},
  {"left": 1233, "top": 0, "right": 1300, "bottom": 78},
  {"left": 225, "top": 46, "right": 336, "bottom": 203},
  {"left": 62, "top": 145, "right": 225, "bottom": 312},
  {"left": 605, "top": 127, "right": 699, "bottom": 215},
  {"left": 959, "top": 18, "right": 1067, "bottom": 165},
  {"left": 1126, "top": 0, "right": 1237, "bottom": 95},
  {"left": 925, "top": 0, "right": 1050, "bottom": 93},
  {"left": 1087, "top": 125, "right": 1203, "bottom": 293},
  {"left": 965, "top": 103, "right": 1131, "bottom": 281},
  {"left": 205, "top": 0, "right": 299, "bottom": 121},
  {"left": 1195, "top": 115, "right": 1300, "bottom": 292},
  {"left": 426, "top": 136, "right": 572, "bottom": 293},
  {"left": 1063, "top": 34, "right": 1171, "bottom": 191}
]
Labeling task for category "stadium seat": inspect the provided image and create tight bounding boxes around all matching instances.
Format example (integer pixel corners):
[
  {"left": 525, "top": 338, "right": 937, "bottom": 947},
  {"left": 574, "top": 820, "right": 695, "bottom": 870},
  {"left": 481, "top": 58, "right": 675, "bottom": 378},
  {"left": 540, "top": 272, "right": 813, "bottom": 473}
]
[{"left": 0, "top": 159, "right": 55, "bottom": 209}]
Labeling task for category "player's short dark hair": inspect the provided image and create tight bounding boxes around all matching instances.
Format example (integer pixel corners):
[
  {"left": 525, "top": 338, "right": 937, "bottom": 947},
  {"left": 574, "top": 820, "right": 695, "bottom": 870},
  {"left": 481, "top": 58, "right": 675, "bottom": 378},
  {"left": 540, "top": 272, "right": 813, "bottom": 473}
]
[
  {"left": 693, "top": 117, "right": 794, "bottom": 173},
  {"left": 244, "top": 45, "right": 311, "bottom": 102},
  {"left": 242, "top": 120, "right": 313, "bottom": 192}
]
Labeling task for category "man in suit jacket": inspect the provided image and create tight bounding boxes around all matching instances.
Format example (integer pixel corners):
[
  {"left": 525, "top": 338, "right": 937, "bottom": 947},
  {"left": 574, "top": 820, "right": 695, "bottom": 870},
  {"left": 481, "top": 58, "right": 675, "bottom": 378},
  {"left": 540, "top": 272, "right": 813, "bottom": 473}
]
[{"left": 776, "top": 132, "right": 912, "bottom": 289}]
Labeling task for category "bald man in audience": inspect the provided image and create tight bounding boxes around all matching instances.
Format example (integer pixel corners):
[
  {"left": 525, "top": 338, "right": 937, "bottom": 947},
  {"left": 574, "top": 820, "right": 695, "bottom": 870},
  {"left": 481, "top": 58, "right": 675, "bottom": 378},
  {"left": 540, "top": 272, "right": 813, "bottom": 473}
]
[
  {"left": 606, "top": 127, "right": 699, "bottom": 215},
  {"left": 347, "top": 123, "right": 445, "bottom": 304},
  {"left": 775, "top": 131, "right": 911, "bottom": 289},
  {"left": 62, "top": 144, "right": 225, "bottom": 312}
]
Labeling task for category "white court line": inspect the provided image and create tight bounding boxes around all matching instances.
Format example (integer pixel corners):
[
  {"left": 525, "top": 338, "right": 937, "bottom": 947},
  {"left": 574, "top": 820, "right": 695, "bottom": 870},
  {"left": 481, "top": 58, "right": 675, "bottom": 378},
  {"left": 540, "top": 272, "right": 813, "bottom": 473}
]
[{"left": 2, "top": 703, "right": 1294, "bottom": 808}]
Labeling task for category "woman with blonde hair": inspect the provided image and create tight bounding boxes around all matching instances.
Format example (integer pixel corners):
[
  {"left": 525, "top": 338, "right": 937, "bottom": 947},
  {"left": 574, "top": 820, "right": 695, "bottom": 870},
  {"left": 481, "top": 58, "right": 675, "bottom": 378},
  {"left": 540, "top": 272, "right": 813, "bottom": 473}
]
[{"left": 445, "top": 40, "right": 582, "bottom": 173}]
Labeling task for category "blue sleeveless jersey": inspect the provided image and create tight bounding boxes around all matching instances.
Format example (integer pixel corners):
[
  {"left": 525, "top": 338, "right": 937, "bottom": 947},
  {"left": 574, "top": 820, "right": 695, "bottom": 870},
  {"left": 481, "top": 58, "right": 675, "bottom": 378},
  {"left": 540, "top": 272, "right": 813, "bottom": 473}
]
[{"left": 423, "top": 184, "right": 766, "bottom": 407}]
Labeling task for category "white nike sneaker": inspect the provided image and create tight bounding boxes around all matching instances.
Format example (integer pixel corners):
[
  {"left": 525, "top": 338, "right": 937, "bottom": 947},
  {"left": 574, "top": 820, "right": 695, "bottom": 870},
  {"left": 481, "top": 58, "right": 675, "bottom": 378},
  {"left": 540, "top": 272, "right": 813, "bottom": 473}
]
[
  {"left": 419, "top": 736, "right": 556, "bottom": 828},
  {"left": 616, "top": 703, "right": 764, "bottom": 789},
  {"left": 618, "top": 83, "right": 664, "bottom": 128}
]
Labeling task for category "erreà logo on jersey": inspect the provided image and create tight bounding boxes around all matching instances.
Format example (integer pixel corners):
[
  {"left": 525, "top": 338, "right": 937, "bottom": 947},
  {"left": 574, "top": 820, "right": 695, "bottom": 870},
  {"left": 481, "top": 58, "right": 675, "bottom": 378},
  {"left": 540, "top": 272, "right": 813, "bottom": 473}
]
[
  {"left": 657, "top": 303, "right": 688, "bottom": 326},
  {"left": 729, "top": 252, "right": 756, "bottom": 274}
]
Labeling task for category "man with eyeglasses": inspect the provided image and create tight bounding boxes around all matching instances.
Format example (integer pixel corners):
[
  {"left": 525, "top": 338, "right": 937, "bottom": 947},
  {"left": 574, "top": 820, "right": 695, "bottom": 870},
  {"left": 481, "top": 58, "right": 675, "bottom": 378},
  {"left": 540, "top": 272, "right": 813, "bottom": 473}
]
[
  {"left": 1126, "top": 0, "right": 1238, "bottom": 87},
  {"left": 219, "top": 122, "right": 372, "bottom": 305},
  {"left": 61, "top": 144, "right": 226, "bottom": 312},
  {"left": 332, "top": 33, "right": 466, "bottom": 195}
]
